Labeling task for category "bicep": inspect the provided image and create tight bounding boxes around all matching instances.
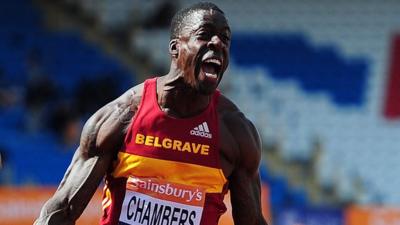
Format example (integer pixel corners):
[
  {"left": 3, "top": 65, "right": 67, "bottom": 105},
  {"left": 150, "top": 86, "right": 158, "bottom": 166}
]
[
  {"left": 227, "top": 115, "right": 267, "bottom": 225},
  {"left": 35, "top": 109, "right": 124, "bottom": 224}
]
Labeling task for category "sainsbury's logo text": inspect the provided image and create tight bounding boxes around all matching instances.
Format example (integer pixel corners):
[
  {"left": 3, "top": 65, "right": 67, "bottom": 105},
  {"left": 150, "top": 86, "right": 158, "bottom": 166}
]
[{"left": 127, "top": 178, "right": 204, "bottom": 204}]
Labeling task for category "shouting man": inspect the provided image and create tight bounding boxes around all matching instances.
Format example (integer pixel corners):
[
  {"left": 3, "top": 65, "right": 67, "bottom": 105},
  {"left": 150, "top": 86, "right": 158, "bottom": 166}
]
[{"left": 35, "top": 2, "right": 268, "bottom": 225}]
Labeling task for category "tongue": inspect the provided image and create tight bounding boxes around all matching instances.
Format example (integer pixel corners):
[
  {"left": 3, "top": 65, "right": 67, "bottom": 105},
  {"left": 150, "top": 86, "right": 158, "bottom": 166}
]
[{"left": 202, "top": 63, "right": 217, "bottom": 75}]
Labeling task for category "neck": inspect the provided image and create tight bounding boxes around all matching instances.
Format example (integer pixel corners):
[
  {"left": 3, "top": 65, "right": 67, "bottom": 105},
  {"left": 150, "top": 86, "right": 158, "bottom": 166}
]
[{"left": 156, "top": 72, "right": 212, "bottom": 118}]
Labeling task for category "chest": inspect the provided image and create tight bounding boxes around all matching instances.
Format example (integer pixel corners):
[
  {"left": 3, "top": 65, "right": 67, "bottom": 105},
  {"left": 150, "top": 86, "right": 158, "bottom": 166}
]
[
  {"left": 122, "top": 91, "right": 239, "bottom": 180},
  {"left": 124, "top": 104, "right": 220, "bottom": 168}
]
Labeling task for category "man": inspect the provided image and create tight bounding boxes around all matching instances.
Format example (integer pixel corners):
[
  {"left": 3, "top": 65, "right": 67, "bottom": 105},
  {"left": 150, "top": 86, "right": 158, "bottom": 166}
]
[{"left": 34, "top": 2, "right": 268, "bottom": 225}]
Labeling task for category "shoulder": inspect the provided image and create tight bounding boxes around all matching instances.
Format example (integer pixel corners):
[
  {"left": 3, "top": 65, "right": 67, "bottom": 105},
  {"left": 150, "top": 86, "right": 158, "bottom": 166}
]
[
  {"left": 218, "top": 94, "right": 262, "bottom": 174},
  {"left": 79, "top": 83, "right": 145, "bottom": 156},
  {"left": 217, "top": 94, "right": 258, "bottom": 139}
]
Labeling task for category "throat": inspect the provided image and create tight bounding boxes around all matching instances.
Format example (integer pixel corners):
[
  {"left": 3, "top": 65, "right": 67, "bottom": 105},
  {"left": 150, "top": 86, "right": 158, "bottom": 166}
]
[
  {"left": 158, "top": 91, "right": 211, "bottom": 118},
  {"left": 157, "top": 75, "right": 212, "bottom": 118}
]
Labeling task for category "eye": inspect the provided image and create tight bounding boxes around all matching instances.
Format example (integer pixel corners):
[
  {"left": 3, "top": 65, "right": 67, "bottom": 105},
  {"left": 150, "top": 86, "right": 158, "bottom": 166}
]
[
  {"left": 222, "top": 35, "right": 230, "bottom": 42},
  {"left": 220, "top": 34, "right": 230, "bottom": 44},
  {"left": 197, "top": 31, "right": 210, "bottom": 40}
]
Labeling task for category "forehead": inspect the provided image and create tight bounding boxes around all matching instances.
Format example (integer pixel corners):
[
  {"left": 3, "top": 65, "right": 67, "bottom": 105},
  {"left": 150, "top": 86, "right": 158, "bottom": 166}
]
[{"left": 182, "top": 9, "right": 230, "bottom": 34}]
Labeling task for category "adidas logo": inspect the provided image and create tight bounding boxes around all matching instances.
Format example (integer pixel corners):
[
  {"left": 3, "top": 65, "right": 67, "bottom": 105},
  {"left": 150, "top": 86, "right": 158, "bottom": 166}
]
[{"left": 190, "top": 122, "right": 212, "bottom": 139}]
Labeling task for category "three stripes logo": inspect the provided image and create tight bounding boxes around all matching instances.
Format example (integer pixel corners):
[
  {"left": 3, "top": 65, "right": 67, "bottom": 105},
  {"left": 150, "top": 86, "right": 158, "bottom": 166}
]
[{"left": 190, "top": 122, "right": 212, "bottom": 139}]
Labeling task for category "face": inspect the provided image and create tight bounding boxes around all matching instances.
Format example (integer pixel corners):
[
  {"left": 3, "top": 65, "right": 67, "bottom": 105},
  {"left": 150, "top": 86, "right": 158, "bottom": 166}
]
[{"left": 172, "top": 9, "right": 231, "bottom": 95}]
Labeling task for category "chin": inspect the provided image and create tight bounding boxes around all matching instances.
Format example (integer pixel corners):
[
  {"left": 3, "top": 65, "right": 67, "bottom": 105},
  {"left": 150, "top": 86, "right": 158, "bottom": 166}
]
[
  {"left": 198, "top": 82, "right": 218, "bottom": 96},
  {"left": 194, "top": 71, "right": 221, "bottom": 95}
]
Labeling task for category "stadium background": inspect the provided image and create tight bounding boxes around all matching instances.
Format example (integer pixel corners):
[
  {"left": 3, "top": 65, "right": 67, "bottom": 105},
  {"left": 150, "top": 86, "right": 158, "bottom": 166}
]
[{"left": 1, "top": 0, "right": 400, "bottom": 224}]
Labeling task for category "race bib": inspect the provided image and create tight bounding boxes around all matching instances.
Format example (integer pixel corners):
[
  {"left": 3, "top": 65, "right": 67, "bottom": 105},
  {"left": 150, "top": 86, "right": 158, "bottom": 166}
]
[{"left": 119, "top": 176, "right": 206, "bottom": 225}]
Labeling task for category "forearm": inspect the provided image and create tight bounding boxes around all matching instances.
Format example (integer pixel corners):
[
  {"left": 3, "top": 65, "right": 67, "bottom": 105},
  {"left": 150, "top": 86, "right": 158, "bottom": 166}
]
[
  {"left": 34, "top": 200, "right": 75, "bottom": 225},
  {"left": 34, "top": 151, "right": 110, "bottom": 224},
  {"left": 230, "top": 165, "right": 269, "bottom": 225},
  {"left": 230, "top": 179, "right": 266, "bottom": 224}
]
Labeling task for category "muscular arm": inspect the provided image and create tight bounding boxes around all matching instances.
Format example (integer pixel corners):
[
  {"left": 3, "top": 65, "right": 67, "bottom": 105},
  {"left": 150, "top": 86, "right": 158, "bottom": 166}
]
[
  {"left": 34, "top": 89, "right": 138, "bottom": 225},
  {"left": 225, "top": 111, "right": 268, "bottom": 225}
]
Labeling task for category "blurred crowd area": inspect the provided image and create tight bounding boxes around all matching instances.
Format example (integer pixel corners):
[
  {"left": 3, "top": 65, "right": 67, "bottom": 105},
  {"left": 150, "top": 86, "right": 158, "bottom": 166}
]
[
  {"left": 1, "top": 0, "right": 400, "bottom": 224},
  {"left": 0, "top": 0, "right": 135, "bottom": 185}
]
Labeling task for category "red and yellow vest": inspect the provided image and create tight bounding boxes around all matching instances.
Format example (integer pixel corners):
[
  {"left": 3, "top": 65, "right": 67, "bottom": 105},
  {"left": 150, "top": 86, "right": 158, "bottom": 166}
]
[{"left": 100, "top": 78, "right": 228, "bottom": 225}]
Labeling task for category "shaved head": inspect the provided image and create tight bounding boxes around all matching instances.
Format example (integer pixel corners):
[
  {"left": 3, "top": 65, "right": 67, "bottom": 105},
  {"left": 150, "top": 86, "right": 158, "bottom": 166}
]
[{"left": 170, "top": 2, "right": 225, "bottom": 40}]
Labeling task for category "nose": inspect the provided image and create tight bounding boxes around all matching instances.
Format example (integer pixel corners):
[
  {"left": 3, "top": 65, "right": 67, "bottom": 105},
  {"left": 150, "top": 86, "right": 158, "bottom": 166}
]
[{"left": 207, "top": 35, "right": 223, "bottom": 50}]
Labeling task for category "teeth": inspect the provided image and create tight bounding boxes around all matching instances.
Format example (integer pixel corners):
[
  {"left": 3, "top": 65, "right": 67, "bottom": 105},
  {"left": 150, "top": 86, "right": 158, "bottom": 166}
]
[
  {"left": 204, "top": 58, "right": 221, "bottom": 66},
  {"left": 205, "top": 73, "right": 218, "bottom": 78}
]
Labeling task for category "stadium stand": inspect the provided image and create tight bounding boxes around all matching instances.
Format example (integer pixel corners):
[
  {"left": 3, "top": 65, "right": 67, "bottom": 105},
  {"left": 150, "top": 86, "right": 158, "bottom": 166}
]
[
  {"left": 0, "top": 0, "right": 134, "bottom": 185},
  {"left": 134, "top": 0, "right": 400, "bottom": 207}
]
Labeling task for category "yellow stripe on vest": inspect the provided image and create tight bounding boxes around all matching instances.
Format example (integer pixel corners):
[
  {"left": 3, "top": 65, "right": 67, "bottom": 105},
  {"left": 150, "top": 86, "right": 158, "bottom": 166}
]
[{"left": 112, "top": 152, "right": 227, "bottom": 193}]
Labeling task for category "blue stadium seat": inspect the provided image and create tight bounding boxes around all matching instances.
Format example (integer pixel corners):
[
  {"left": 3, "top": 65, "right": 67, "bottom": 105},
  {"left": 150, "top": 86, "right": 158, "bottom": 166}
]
[
  {"left": 231, "top": 33, "right": 368, "bottom": 106},
  {"left": 0, "top": 0, "right": 135, "bottom": 185}
]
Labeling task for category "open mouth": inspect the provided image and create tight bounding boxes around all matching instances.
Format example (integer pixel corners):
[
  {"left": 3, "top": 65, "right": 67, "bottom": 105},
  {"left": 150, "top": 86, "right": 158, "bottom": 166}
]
[{"left": 201, "top": 58, "right": 222, "bottom": 82}]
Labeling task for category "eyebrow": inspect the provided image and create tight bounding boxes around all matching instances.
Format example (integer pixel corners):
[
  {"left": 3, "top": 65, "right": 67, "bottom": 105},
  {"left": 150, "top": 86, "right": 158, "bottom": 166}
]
[{"left": 196, "top": 22, "right": 231, "bottom": 34}]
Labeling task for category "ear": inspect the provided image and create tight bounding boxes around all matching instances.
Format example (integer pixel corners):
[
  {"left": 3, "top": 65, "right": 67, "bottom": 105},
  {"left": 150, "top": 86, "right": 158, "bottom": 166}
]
[{"left": 169, "top": 39, "right": 179, "bottom": 58}]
